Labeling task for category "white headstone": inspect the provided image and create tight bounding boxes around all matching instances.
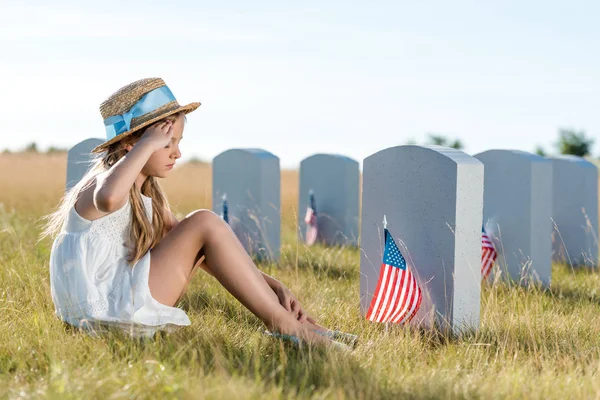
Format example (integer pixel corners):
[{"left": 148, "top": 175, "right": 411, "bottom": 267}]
[
  {"left": 474, "top": 150, "right": 553, "bottom": 286},
  {"left": 360, "top": 145, "right": 483, "bottom": 333},
  {"left": 66, "top": 138, "right": 104, "bottom": 190},
  {"left": 298, "top": 154, "right": 360, "bottom": 246},
  {"left": 549, "top": 155, "right": 598, "bottom": 267},
  {"left": 212, "top": 148, "right": 281, "bottom": 262}
]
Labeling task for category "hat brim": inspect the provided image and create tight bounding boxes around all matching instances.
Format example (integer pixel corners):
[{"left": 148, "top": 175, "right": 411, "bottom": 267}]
[{"left": 91, "top": 101, "right": 201, "bottom": 154}]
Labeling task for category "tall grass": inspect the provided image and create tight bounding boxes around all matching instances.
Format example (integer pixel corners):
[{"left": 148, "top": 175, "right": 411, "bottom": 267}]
[{"left": 1, "top": 152, "right": 600, "bottom": 399}]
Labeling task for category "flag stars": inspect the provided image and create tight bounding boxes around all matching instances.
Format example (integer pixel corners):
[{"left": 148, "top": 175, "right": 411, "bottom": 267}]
[{"left": 384, "top": 237, "right": 407, "bottom": 269}]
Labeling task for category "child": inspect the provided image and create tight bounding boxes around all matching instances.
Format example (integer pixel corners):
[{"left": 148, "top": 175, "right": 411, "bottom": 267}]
[{"left": 39, "top": 78, "right": 356, "bottom": 348}]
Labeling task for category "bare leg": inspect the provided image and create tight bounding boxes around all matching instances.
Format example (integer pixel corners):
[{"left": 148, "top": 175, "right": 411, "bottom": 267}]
[
  {"left": 194, "top": 257, "right": 330, "bottom": 329},
  {"left": 191, "top": 251, "right": 354, "bottom": 345},
  {"left": 148, "top": 210, "right": 330, "bottom": 343}
]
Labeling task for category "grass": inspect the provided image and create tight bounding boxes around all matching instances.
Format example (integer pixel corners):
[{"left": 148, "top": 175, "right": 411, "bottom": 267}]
[{"left": 1, "top": 152, "right": 600, "bottom": 399}]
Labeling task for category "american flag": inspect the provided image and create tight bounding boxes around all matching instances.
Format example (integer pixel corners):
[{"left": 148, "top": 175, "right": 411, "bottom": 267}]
[
  {"left": 220, "top": 193, "right": 229, "bottom": 224},
  {"left": 481, "top": 226, "right": 497, "bottom": 280},
  {"left": 304, "top": 190, "right": 318, "bottom": 246},
  {"left": 365, "top": 227, "right": 422, "bottom": 324}
]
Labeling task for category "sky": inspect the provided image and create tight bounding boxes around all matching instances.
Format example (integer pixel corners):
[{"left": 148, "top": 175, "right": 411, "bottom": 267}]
[{"left": 1, "top": 0, "right": 599, "bottom": 168}]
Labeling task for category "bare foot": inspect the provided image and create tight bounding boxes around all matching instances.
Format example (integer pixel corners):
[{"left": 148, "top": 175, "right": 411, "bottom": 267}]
[{"left": 270, "top": 320, "right": 332, "bottom": 346}]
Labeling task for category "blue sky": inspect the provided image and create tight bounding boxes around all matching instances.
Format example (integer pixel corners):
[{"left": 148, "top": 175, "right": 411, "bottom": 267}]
[{"left": 1, "top": 1, "right": 598, "bottom": 167}]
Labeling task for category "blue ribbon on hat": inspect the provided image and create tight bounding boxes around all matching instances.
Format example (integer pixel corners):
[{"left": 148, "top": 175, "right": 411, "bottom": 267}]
[{"left": 103, "top": 86, "right": 176, "bottom": 140}]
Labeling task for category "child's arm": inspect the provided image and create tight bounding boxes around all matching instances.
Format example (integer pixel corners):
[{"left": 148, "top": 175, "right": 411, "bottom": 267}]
[
  {"left": 259, "top": 271, "right": 284, "bottom": 290},
  {"left": 95, "top": 121, "right": 173, "bottom": 212}
]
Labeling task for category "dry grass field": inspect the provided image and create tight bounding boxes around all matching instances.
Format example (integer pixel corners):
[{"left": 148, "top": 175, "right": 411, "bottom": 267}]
[{"left": 2, "top": 151, "right": 600, "bottom": 399}]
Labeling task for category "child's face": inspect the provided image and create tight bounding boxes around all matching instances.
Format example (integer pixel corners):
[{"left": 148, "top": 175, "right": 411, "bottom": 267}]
[{"left": 141, "top": 113, "right": 185, "bottom": 179}]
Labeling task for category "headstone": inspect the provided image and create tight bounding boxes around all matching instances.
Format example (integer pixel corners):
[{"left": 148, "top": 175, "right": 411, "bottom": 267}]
[
  {"left": 298, "top": 154, "right": 360, "bottom": 246},
  {"left": 474, "top": 150, "right": 553, "bottom": 286},
  {"left": 212, "top": 148, "right": 281, "bottom": 262},
  {"left": 360, "top": 145, "right": 483, "bottom": 333},
  {"left": 66, "top": 138, "right": 104, "bottom": 190},
  {"left": 549, "top": 155, "right": 598, "bottom": 267}
]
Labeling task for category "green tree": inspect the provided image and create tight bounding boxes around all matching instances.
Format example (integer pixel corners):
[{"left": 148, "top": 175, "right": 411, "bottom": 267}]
[
  {"left": 556, "top": 128, "right": 594, "bottom": 157},
  {"left": 24, "top": 142, "right": 38, "bottom": 153},
  {"left": 534, "top": 145, "right": 546, "bottom": 157},
  {"left": 426, "top": 134, "right": 464, "bottom": 150}
]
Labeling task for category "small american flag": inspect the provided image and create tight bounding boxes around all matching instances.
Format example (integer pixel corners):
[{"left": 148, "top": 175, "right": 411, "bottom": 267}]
[
  {"left": 481, "top": 226, "right": 497, "bottom": 280},
  {"left": 366, "top": 226, "right": 422, "bottom": 324},
  {"left": 220, "top": 193, "right": 229, "bottom": 224},
  {"left": 304, "top": 190, "right": 318, "bottom": 246}
]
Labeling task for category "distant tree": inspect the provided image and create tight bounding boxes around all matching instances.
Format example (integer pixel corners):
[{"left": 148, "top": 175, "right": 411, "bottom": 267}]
[
  {"left": 405, "top": 137, "right": 417, "bottom": 145},
  {"left": 426, "top": 134, "right": 464, "bottom": 150},
  {"left": 428, "top": 134, "right": 446, "bottom": 146},
  {"left": 24, "top": 142, "right": 38, "bottom": 153},
  {"left": 46, "top": 146, "right": 67, "bottom": 154},
  {"left": 534, "top": 145, "right": 547, "bottom": 157},
  {"left": 556, "top": 128, "right": 594, "bottom": 157},
  {"left": 450, "top": 139, "right": 464, "bottom": 150},
  {"left": 186, "top": 156, "right": 206, "bottom": 164}
]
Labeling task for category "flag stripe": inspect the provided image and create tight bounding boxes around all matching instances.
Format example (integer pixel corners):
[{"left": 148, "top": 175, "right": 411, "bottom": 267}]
[
  {"left": 375, "top": 267, "right": 398, "bottom": 322},
  {"left": 375, "top": 266, "right": 397, "bottom": 322},
  {"left": 305, "top": 207, "right": 318, "bottom": 245},
  {"left": 380, "top": 267, "right": 406, "bottom": 322},
  {"left": 388, "top": 269, "right": 410, "bottom": 322},
  {"left": 366, "top": 264, "right": 390, "bottom": 321},
  {"left": 406, "top": 282, "right": 422, "bottom": 323},
  {"left": 369, "top": 268, "right": 389, "bottom": 322},
  {"left": 398, "top": 274, "right": 421, "bottom": 324},
  {"left": 392, "top": 274, "right": 415, "bottom": 324},
  {"left": 481, "top": 230, "right": 498, "bottom": 281},
  {"left": 405, "top": 277, "right": 422, "bottom": 323}
]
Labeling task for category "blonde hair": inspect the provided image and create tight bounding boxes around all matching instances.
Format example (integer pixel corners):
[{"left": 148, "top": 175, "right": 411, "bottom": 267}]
[{"left": 38, "top": 112, "right": 184, "bottom": 267}]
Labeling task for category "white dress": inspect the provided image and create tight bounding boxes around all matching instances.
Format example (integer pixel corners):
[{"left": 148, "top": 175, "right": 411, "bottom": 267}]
[{"left": 49, "top": 194, "right": 191, "bottom": 338}]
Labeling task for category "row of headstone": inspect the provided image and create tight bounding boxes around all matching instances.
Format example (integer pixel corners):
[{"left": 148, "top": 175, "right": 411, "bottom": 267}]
[
  {"left": 474, "top": 151, "right": 598, "bottom": 286},
  {"left": 359, "top": 146, "right": 598, "bottom": 333},
  {"left": 211, "top": 150, "right": 361, "bottom": 261},
  {"left": 67, "top": 140, "right": 599, "bottom": 334},
  {"left": 67, "top": 141, "right": 598, "bottom": 271}
]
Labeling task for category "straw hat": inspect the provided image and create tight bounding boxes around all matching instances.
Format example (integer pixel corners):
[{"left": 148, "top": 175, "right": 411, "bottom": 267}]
[{"left": 92, "top": 77, "right": 200, "bottom": 153}]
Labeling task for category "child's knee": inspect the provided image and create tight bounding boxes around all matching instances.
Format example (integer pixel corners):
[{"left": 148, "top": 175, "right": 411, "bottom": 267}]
[
  {"left": 186, "top": 209, "right": 227, "bottom": 236},
  {"left": 186, "top": 208, "right": 217, "bottom": 222}
]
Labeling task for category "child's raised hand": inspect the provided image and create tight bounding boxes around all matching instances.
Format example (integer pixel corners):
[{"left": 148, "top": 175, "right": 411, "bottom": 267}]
[{"left": 138, "top": 120, "right": 174, "bottom": 152}]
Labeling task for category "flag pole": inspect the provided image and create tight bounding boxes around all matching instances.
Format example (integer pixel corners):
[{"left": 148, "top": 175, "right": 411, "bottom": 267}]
[{"left": 383, "top": 214, "right": 387, "bottom": 230}]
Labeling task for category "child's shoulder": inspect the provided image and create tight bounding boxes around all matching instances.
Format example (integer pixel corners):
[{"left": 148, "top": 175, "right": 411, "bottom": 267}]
[{"left": 74, "top": 173, "right": 117, "bottom": 222}]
